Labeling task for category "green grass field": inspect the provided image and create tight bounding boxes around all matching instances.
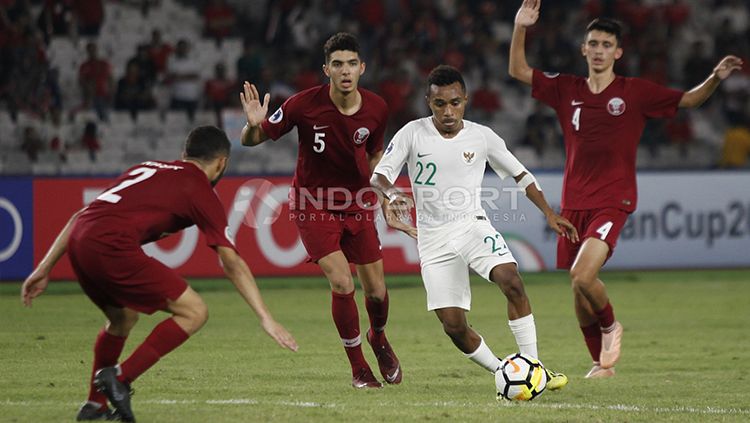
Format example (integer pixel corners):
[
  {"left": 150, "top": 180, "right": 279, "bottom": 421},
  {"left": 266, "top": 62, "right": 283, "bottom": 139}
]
[{"left": 1, "top": 270, "right": 749, "bottom": 422}]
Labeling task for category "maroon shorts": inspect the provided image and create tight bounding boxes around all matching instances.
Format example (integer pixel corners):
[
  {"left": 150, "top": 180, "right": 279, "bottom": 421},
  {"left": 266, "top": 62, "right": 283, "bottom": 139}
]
[
  {"left": 556, "top": 208, "right": 630, "bottom": 270},
  {"left": 68, "top": 237, "right": 188, "bottom": 314},
  {"left": 291, "top": 209, "right": 382, "bottom": 264}
]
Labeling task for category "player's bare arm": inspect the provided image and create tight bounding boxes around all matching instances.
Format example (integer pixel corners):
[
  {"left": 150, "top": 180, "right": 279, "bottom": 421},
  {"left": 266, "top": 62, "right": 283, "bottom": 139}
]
[
  {"left": 239, "top": 81, "right": 270, "bottom": 146},
  {"left": 513, "top": 171, "right": 579, "bottom": 242},
  {"left": 509, "top": 0, "right": 540, "bottom": 86},
  {"left": 370, "top": 172, "right": 418, "bottom": 239},
  {"left": 679, "top": 55, "right": 744, "bottom": 108},
  {"left": 21, "top": 208, "right": 86, "bottom": 307},
  {"left": 216, "top": 246, "right": 299, "bottom": 351}
]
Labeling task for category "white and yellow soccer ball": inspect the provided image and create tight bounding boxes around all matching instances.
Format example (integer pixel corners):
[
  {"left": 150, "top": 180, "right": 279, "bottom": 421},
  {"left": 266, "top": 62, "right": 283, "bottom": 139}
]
[{"left": 495, "top": 353, "right": 548, "bottom": 401}]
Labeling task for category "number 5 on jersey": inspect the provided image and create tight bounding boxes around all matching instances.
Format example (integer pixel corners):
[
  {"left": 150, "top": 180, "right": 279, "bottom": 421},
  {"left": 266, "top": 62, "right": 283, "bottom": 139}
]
[{"left": 314, "top": 132, "right": 325, "bottom": 153}]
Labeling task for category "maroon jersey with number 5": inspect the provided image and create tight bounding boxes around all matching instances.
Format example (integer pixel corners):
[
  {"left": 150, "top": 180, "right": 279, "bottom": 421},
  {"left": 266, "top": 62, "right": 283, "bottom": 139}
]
[
  {"left": 261, "top": 84, "right": 388, "bottom": 212},
  {"left": 531, "top": 69, "right": 683, "bottom": 213}
]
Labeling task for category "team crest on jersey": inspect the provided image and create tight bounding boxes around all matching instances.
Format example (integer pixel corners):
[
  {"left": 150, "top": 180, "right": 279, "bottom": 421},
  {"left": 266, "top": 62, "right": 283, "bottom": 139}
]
[
  {"left": 543, "top": 72, "right": 560, "bottom": 78},
  {"left": 462, "top": 151, "right": 476, "bottom": 165},
  {"left": 269, "top": 107, "right": 283, "bottom": 124},
  {"left": 353, "top": 127, "right": 370, "bottom": 144},
  {"left": 607, "top": 97, "right": 626, "bottom": 116}
]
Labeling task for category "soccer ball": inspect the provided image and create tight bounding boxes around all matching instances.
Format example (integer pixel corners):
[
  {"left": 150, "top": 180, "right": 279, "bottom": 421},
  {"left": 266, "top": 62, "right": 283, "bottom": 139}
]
[{"left": 495, "top": 353, "right": 548, "bottom": 401}]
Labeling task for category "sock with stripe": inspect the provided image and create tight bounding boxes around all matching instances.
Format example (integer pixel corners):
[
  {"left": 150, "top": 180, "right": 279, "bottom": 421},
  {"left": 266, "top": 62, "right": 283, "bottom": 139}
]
[
  {"left": 581, "top": 323, "right": 602, "bottom": 362},
  {"left": 465, "top": 336, "right": 504, "bottom": 373},
  {"left": 365, "top": 290, "right": 389, "bottom": 346},
  {"left": 332, "top": 290, "right": 368, "bottom": 374},
  {"left": 508, "top": 314, "right": 538, "bottom": 358}
]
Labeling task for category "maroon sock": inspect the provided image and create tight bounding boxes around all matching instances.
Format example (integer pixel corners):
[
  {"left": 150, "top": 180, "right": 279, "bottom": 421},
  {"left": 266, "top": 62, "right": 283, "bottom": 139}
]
[
  {"left": 331, "top": 290, "right": 368, "bottom": 373},
  {"left": 581, "top": 323, "right": 602, "bottom": 362},
  {"left": 596, "top": 302, "right": 616, "bottom": 330},
  {"left": 118, "top": 318, "right": 189, "bottom": 384},
  {"left": 88, "top": 329, "right": 127, "bottom": 407},
  {"left": 365, "top": 291, "right": 389, "bottom": 346}
]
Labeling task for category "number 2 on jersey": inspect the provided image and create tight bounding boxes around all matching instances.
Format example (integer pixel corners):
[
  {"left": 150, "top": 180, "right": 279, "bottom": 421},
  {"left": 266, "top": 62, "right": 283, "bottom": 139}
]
[
  {"left": 572, "top": 107, "right": 581, "bottom": 131},
  {"left": 96, "top": 167, "right": 157, "bottom": 204}
]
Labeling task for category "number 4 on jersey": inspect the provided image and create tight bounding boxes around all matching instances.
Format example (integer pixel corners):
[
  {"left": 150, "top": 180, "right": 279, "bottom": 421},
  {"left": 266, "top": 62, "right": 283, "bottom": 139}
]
[
  {"left": 596, "top": 221, "right": 613, "bottom": 240},
  {"left": 572, "top": 107, "right": 581, "bottom": 131}
]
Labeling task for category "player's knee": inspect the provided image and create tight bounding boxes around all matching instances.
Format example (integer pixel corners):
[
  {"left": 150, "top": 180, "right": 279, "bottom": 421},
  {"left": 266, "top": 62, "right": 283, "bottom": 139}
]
[
  {"left": 569, "top": 266, "right": 595, "bottom": 289},
  {"left": 494, "top": 270, "right": 527, "bottom": 302},
  {"left": 363, "top": 283, "right": 386, "bottom": 301},
  {"left": 106, "top": 310, "right": 139, "bottom": 336},
  {"left": 442, "top": 319, "right": 469, "bottom": 340},
  {"left": 328, "top": 273, "right": 354, "bottom": 293}
]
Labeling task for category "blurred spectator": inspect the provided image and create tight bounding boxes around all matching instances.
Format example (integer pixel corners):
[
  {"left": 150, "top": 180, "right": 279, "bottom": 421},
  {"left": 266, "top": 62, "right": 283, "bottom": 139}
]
[
  {"left": 522, "top": 103, "right": 559, "bottom": 157},
  {"left": 36, "top": 0, "right": 76, "bottom": 43},
  {"left": 146, "top": 29, "right": 173, "bottom": 75},
  {"left": 115, "top": 62, "right": 155, "bottom": 118},
  {"left": 203, "top": 0, "right": 236, "bottom": 44},
  {"left": 665, "top": 109, "right": 694, "bottom": 156},
  {"left": 80, "top": 120, "right": 100, "bottom": 161},
  {"left": 20, "top": 125, "right": 44, "bottom": 161},
  {"left": 204, "top": 62, "right": 234, "bottom": 118},
  {"left": 7, "top": 11, "right": 48, "bottom": 117},
  {"left": 72, "top": 0, "right": 103, "bottom": 36},
  {"left": 127, "top": 44, "right": 157, "bottom": 86},
  {"left": 378, "top": 68, "right": 414, "bottom": 130},
  {"left": 236, "top": 38, "right": 263, "bottom": 86},
  {"left": 166, "top": 39, "right": 201, "bottom": 121},
  {"left": 682, "top": 40, "right": 715, "bottom": 89},
  {"left": 719, "top": 113, "right": 750, "bottom": 168},
  {"left": 78, "top": 42, "right": 112, "bottom": 121},
  {"left": 46, "top": 107, "right": 67, "bottom": 155},
  {"left": 470, "top": 75, "right": 502, "bottom": 120}
]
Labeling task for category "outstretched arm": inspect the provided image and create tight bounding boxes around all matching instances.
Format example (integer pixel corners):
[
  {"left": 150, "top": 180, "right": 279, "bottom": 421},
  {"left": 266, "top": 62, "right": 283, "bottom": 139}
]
[
  {"left": 217, "top": 246, "right": 298, "bottom": 351},
  {"left": 239, "top": 81, "right": 270, "bottom": 146},
  {"left": 509, "top": 0, "right": 541, "bottom": 86},
  {"left": 370, "top": 173, "right": 418, "bottom": 239},
  {"left": 513, "top": 171, "right": 579, "bottom": 242},
  {"left": 679, "top": 55, "right": 743, "bottom": 108},
  {"left": 21, "top": 208, "right": 85, "bottom": 306}
]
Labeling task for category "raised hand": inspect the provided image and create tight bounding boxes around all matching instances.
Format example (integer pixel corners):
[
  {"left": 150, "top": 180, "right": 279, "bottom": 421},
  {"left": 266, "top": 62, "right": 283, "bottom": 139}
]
[
  {"left": 239, "top": 81, "right": 270, "bottom": 127},
  {"left": 713, "top": 56, "right": 744, "bottom": 80},
  {"left": 515, "top": 0, "right": 540, "bottom": 28}
]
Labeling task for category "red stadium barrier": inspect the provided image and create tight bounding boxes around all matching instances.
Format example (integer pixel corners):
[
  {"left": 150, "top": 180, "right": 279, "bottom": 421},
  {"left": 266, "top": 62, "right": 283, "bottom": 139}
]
[{"left": 34, "top": 176, "right": 420, "bottom": 280}]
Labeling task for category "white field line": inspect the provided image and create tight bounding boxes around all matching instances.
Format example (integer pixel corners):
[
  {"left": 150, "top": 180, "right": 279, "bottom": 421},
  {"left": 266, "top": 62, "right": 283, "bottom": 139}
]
[{"left": 2, "top": 398, "right": 749, "bottom": 415}]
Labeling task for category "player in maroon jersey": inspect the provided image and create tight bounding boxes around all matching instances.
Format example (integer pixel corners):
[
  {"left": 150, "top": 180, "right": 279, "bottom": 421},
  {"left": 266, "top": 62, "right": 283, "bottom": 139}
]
[
  {"left": 21, "top": 126, "right": 298, "bottom": 421},
  {"left": 509, "top": 0, "right": 743, "bottom": 378},
  {"left": 239, "top": 32, "right": 410, "bottom": 389}
]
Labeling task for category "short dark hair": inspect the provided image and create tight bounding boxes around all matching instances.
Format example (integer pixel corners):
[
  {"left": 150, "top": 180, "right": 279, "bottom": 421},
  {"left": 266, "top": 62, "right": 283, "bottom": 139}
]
[
  {"left": 586, "top": 18, "right": 622, "bottom": 45},
  {"left": 323, "top": 32, "right": 360, "bottom": 62},
  {"left": 184, "top": 126, "right": 230, "bottom": 161},
  {"left": 426, "top": 65, "right": 466, "bottom": 96}
]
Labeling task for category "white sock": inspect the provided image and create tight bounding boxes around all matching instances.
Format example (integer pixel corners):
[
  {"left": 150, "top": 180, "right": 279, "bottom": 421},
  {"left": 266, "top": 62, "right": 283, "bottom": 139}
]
[
  {"left": 464, "top": 336, "right": 504, "bottom": 373},
  {"left": 508, "top": 314, "right": 538, "bottom": 358}
]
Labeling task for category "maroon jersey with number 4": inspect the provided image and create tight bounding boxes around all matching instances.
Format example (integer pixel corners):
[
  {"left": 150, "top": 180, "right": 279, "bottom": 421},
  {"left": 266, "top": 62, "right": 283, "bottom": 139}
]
[
  {"left": 261, "top": 84, "right": 387, "bottom": 212},
  {"left": 532, "top": 69, "right": 683, "bottom": 213},
  {"left": 73, "top": 160, "right": 235, "bottom": 252}
]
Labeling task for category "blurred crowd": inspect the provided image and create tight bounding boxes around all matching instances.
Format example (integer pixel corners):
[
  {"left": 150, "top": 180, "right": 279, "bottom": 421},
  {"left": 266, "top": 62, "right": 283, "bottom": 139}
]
[{"left": 1, "top": 0, "right": 749, "bottom": 169}]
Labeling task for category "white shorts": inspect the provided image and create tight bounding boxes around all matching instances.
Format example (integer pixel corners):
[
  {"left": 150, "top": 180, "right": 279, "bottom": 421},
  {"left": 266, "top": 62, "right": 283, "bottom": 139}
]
[{"left": 419, "top": 219, "right": 517, "bottom": 311}]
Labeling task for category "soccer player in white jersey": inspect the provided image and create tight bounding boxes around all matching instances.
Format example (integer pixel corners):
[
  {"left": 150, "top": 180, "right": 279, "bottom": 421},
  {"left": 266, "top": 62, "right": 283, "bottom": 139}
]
[{"left": 371, "top": 65, "right": 578, "bottom": 389}]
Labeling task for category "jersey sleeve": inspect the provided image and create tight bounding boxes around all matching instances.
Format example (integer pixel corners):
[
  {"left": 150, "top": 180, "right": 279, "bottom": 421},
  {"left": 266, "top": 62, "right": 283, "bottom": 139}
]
[
  {"left": 373, "top": 123, "right": 411, "bottom": 184},
  {"left": 260, "top": 94, "right": 299, "bottom": 141},
  {"left": 366, "top": 101, "right": 388, "bottom": 155},
  {"left": 484, "top": 126, "right": 526, "bottom": 179},
  {"left": 190, "top": 184, "right": 237, "bottom": 252},
  {"left": 633, "top": 78, "right": 684, "bottom": 119},
  {"left": 531, "top": 69, "right": 563, "bottom": 109}
]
